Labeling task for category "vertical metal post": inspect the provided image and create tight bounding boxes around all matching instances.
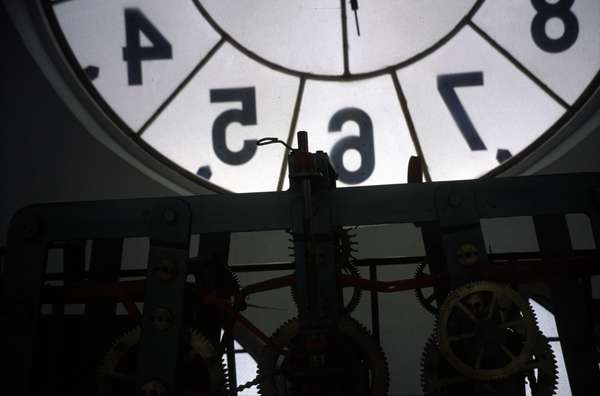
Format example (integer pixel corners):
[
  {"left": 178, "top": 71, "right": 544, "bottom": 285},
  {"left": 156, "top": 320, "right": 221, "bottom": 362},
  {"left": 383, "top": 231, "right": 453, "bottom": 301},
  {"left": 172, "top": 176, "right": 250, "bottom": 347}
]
[
  {"left": 419, "top": 222, "right": 448, "bottom": 304},
  {"left": 435, "top": 185, "right": 489, "bottom": 288},
  {"left": 80, "top": 239, "right": 124, "bottom": 389},
  {"left": 290, "top": 145, "right": 340, "bottom": 329},
  {"left": 62, "top": 241, "right": 86, "bottom": 394},
  {"left": 135, "top": 199, "right": 191, "bottom": 396},
  {"left": 1, "top": 210, "right": 48, "bottom": 395},
  {"left": 190, "top": 232, "right": 231, "bottom": 347},
  {"left": 369, "top": 264, "right": 380, "bottom": 344},
  {"left": 533, "top": 214, "right": 600, "bottom": 395}
]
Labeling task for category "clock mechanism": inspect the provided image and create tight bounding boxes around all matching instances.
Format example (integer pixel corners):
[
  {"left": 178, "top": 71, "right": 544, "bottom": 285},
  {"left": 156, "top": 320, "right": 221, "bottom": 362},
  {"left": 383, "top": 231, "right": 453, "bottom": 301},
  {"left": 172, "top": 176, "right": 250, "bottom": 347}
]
[{"left": 1, "top": 132, "right": 599, "bottom": 395}]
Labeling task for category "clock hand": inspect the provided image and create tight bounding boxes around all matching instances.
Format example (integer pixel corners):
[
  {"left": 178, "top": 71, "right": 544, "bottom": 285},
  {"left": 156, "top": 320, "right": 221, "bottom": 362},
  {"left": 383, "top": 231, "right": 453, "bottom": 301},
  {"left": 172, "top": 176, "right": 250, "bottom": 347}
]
[{"left": 350, "top": 0, "right": 360, "bottom": 36}]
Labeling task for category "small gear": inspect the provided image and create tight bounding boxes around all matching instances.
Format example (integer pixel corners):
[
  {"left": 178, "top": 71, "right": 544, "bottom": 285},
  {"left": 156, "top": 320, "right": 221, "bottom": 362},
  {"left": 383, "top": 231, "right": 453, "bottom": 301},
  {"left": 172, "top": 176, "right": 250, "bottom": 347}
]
[
  {"left": 436, "top": 281, "right": 539, "bottom": 381},
  {"left": 337, "top": 227, "right": 363, "bottom": 313},
  {"left": 520, "top": 333, "right": 558, "bottom": 396},
  {"left": 98, "top": 326, "right": 228, "bottom": 396},
  {"left": 414, "top": 261, "right": 440, "bottom": 315},
  {"left": 290, "top": 227, "right": 363, "bottom": 314},
  {"left": 421, "top": 332, "right": 557, "bottom": 396},
  {"left": 188, "top": 257, "right": 240, "bottom": 298},
  {"left": 257, "top": 317, "right": 389, "bottom": 396}
]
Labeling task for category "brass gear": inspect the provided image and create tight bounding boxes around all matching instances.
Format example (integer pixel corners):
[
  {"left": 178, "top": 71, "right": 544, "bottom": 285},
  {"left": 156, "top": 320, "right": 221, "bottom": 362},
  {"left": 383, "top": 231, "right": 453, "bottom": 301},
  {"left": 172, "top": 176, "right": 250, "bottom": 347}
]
[
  {"left": 414, "top": 261, "right": 440, "bottom": 315},
  {"left": 421, "top": 332, "right": 557, "bottom": 396},
  {"left": 436, "top": 281, "right": 538, "bottom": 381},
  {"left": 98, "top": 326, "right": 228, "bottom": 396},
  {"left": 257, "top": 317, "right": 389, "bottom": 396}
]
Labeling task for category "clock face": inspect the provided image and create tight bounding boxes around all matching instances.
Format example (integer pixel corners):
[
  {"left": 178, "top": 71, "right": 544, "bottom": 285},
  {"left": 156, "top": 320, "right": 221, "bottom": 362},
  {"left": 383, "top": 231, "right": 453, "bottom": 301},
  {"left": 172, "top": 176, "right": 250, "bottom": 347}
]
[{"left": 45, "top": 0, "right": 600, "bottom": 192}]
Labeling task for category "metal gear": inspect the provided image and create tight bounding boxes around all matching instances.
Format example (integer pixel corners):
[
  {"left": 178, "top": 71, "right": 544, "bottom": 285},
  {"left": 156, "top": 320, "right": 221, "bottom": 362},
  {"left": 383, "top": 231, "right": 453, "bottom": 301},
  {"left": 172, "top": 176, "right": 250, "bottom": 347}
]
[
  {"left": 436, "top": 281, "right": 539, "bottom": 381},
  {"left": 290, "top": 227, "right": 363, "bottom": 314},
  {"left": 188, "top": 256, "right": 241, "bottom": 298},
  {"left": 98, "top": 326, "right": 228, "bottom": 396},
  {"left": 337, "top": 227, "right": 363, "bottom": 313},
  {"left": 521, "top": 333, "right": 558, "bottom": 396},
  {"left": 257, "top": 317, "right": 389, "bottom": 396},
  {"left": 421, "top": 332, "right": 557, "bottom": 396},
  {"left": 414, "top": 261, "right": 440, "bottom": 315}
]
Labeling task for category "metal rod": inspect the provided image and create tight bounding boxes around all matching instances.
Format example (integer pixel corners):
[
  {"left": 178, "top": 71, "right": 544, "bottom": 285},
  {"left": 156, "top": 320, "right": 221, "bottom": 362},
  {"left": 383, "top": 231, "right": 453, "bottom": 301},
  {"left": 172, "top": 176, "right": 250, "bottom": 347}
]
[
  {"left": 369, "top": 264, "right": 380, "bottom": 344},
  {"left": 226, "top": 335, "right": 237, "bottom": 396}
]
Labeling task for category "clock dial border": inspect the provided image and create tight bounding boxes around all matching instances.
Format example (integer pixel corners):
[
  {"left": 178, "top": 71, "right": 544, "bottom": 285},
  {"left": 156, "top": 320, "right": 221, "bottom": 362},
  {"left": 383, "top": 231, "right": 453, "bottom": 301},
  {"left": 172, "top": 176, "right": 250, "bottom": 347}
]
[{"left": 22, "top": 0, "right": 600, "bottom": 193}]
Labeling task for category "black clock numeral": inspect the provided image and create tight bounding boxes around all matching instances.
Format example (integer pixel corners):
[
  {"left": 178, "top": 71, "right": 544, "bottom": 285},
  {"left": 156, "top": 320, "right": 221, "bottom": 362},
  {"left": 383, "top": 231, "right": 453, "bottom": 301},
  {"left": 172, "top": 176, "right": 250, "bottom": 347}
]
[
  {"left": 84, "top": 65, "right": 99, "bottom": 81},
  {"left": 210, "top": 87, "right": 258, "bottom": 165},
  {"left": 196, "top": 165, "right": 212, "bottom": 180},
  {"left": 122, "top": 8, "right": 173, "bottom": 86},
  {"left": 496, "top": 149, "right": 512, "bottom": 163},
  {"left": 437, "top": 72, "right": 487, "bottom": 152},
  {"left": 328, "top": 108, "right": 375, "bottom": 185},
  {"left": 531, "top": 0, "right": 579, "bottom": 53}
]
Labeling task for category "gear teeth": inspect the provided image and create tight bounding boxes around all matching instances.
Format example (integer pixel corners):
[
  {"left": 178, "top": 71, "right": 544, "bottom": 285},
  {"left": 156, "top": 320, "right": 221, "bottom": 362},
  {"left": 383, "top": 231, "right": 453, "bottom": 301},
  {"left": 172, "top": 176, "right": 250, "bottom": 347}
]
[
  {"left": 414, "top": 262, "right": 439, "bottom": 315},
  {"left": 99, "top": 326, "right": 228, "bottom": 395},
  {"left": 529, "top": 332, "right": 559, "bottom": 396},
  {"left": 436, "top": 281, "right": 539, "bottom": 382},
  {"left": 422, "top": 330, "right": 559, "bottom": 395},
  {"left": 231, "top": 271, "right": 241, "bottom": 291},
  {"left": 99, "top": 326, "right": 141, "bottom": 379},
  {"left": 258, "top": 317, "right": 389, "bottom": 396},
  {"left": 420, "top": 333, "right": 437, "bottom": 395}
]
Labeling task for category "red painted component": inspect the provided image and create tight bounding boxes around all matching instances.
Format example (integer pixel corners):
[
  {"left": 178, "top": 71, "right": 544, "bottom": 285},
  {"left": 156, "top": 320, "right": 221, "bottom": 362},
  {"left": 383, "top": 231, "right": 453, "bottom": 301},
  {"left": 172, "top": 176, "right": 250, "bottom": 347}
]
[
  {"left": 293, "top": 151, "right": 315, "bottom": 171},
  {"left": 338, "top": 274, "right": 444, "bottom": 293}
]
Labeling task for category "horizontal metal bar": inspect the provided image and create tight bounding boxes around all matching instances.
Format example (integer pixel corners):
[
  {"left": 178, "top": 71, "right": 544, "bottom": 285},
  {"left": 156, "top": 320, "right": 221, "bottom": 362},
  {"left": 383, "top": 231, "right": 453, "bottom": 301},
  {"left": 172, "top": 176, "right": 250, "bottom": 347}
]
[
  {"left": 41, "top": 250, "right": 600, "bottom": 281},
  {"left": 186, "top": 191, "right": 295, "bottom": 233},
  {"left": 330, "top": 173, "right": 600, "bottom": 226},
  {"left": 9, "top": 198, "right": 190, "bottom": 241},
  {"left": 8, "top": 173, "right": 600, "bottom": 242}
]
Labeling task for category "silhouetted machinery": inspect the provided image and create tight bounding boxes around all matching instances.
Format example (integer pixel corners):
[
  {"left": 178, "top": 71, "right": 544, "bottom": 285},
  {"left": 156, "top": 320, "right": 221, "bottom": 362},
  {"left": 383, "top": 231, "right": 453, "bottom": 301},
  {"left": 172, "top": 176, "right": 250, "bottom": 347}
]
[{"left": 1, "top": 132, "right": 600, "bottom": 395}]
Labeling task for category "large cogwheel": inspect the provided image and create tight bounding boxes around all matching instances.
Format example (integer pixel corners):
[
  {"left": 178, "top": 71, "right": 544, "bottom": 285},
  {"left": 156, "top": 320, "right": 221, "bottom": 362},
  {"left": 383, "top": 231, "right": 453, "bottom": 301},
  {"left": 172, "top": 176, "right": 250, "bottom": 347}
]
[
  {"left": 257, "top": 317, "right": 389, "bottom": 396},
  {"left": 414, "top": 261, "right": 441, "bottom": 315},
  {"left": 436, "top": 281, "right": 539, "bottom": 381},
  {"left": 290, "top": 227, "right": 363, "bottom": 314},
  {"left": 421, "top": 332, "right": 557, "bottom": 395},
  {"left": 98, "top": 326, "right": 228, "bottom": 396}
]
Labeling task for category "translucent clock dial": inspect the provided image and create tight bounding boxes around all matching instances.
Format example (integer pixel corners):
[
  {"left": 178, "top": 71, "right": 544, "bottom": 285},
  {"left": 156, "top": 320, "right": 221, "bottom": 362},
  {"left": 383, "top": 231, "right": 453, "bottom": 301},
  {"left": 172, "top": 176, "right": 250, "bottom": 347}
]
[
  {"left": 142, "top": 44, "right": 299, "bottom": 193},
  {"left": 397, "top": 27, "right": 564, "bottom": 181},
  {"left": 46, "top": 0, "right": 600, "bottom": 193},
  {"left": 52, "top": 0, "right": 220, "bottom": 130}
]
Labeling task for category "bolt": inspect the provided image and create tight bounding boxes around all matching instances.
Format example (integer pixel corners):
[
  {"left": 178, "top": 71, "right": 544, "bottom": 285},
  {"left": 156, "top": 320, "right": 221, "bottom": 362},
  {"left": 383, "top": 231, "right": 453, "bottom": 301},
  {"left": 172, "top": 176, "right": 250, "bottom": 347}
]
[
  {"left": 22, "top": 217, "right": 41, "bottom": 239},
  {"left": 153, "top": 258, "right": 178, "bottom": 281},
  {"left": 151, "top": 307, "right": 174, "bottom": 331},
  {"left": 141, "top": 380, "right": 167, "bottom": 396},
  {"left": 448, "top": 192, "right": 463, "bottom": 208},
  {"left": 457, "top": 243, "right": 480, "bottom": 267},
  {"left": 162, "top": 209, "right": 177, "bottom": 225}
]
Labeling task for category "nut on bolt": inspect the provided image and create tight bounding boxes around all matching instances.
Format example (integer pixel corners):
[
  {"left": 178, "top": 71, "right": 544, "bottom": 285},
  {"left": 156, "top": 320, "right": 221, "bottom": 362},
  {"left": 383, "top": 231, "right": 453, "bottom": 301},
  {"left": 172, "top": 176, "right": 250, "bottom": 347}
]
[
  {"left": 141, "top": 380, "right": 167, "bottom": 396},
  {"left": 448, "top": 192, "right": 463, "bottom": 208},
  {"left": 162, "top": 208, "right": 177, "bottom": 225},
  {"left": 22, "top": 216, "right": 42, "bottom": 239},
  {"left": 153, "top": 258, "right": 178, "bottom": 281},
  {"left": 457, "top": 243, "right": 480, "bottom": 266},
  {"left": 151, "top": 307, "right": 174, "bottom": 331}
]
